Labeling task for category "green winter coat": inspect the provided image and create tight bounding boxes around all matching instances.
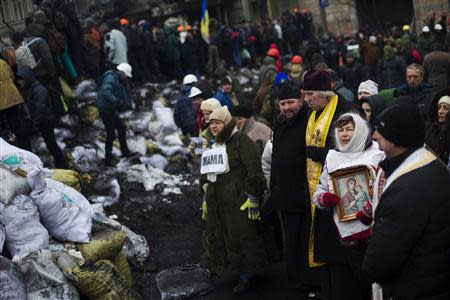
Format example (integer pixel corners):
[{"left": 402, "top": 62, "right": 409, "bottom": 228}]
[{"left": 200, "top": 118, "right": 268, "bottom": 274}]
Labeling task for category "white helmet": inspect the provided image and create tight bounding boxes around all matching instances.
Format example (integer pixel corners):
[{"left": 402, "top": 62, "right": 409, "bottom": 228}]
[
  {"left": 422, "top": 26, "right": 430, "bottom": 33},
  {"left": 189, "top": 86, "right": 202, "bottom": 98},
  {"left": 183, "top": 74, "right": 198, "bottom": 85},
  {"left": 117, "top": 63, "right": 133, "bottom": 78},
  {"left": 435, "top": 24, "right": 443, "bottom": 31}
]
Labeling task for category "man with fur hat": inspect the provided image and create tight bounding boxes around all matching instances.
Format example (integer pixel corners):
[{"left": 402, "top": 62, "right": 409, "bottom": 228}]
[
  {"left": 232, "top": 105, "right": 272, "bottom": 156},
  {"left": 268, "top": 81, "right": 320, "bottom": 295},
  {"left": 363, "top": 104, "right": 450, "bottom": 300},
  {"left": 302, "top": 69, "right": 356, "bottom": 299},
  {"left": 199, "top": 106, "right": 268, "bottom": 295}
]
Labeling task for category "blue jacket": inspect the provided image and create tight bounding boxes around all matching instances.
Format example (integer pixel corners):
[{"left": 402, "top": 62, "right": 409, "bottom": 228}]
[
  {"left": 174, "top": 85, "right": 197, "bottom": 133},
  {"left": 214, "top": 90, "right": 235, "bottom": 112},
  {"left": 97, "top": 70, "right": 131, "bottom": 114}
]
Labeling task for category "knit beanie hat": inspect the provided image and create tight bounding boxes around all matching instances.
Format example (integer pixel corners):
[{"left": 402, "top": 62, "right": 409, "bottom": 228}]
[
  {"left": 210, "top": 106, "right": 232, "bottom": 125},
  {"left": 374, "top": 104, "right": 425, "bottom": 148},
  {"left": 200, "top": 98, "right": 221, "bottom": 112},
  {"left": 231, "top": 105, "right": 253, "bottom": 118},
  {"left": 358, "top": 80, "right": 379, "bottom": 96},
  {"left": 278, "top": 81, "right": 301, "bottom": 100},
  {"left": 220, "top": 75, "right": 233, "bottom": 86},
  {"left": 303, "top": 70, "right": 332, "bottom": 91},
  {"left": 438, "top": 95, "right": 450, "bottom": 106}
]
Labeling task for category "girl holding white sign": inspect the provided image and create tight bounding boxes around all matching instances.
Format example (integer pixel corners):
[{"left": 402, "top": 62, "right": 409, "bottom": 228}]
[{"left": 199, "top": 106, "right": 268, "bottom": 295}]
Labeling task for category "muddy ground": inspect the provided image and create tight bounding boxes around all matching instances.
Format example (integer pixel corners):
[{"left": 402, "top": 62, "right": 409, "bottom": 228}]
[{"left": 104, "top": 165, "right": 308, "bottom": 300}]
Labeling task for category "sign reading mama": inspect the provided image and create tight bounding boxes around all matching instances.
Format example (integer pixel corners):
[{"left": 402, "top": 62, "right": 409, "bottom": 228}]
[{"left": 200, "top": 147, "right": 229, "bottom": 174}]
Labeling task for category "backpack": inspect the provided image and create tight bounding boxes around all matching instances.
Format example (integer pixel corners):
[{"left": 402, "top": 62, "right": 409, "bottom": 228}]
[{"left": 15, "top": 38, "right": 41, "bottom": 69}]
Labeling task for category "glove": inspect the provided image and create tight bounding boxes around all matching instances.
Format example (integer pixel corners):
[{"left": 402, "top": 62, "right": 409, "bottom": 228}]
[
  {"left": 240, "top": 196, "right": 260, "bottom": 221},
  {"left": 201, "top": 195, "right": 207, "bottom": 221},
  {"left": 306, "top": 146, "right": 329, "bottom": 162},
  {"left": 319, "top": 192, "right": 340, "bottom": 208},
  {"left": 356, "top": 201, "right": 373, "bottom": 226}
]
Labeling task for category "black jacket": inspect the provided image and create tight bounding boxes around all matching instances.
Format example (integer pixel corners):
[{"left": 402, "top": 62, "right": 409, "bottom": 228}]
[
  {"left": 395, "top": 82, "right": 434, "bottom": 121},
  {"left": 363, "top": 151, "right": 450, "bottom": 300},
  {"left": 361, "top": 95, "right": 387, "bottom": 131},
  {"left": 16, "top": 66, "right": 53, "bottom": 126},
  {"left": 339, "top": 61, "right": 365, "bottom": 95},
  {"left": 377, "top": 55, "right": 406, "bottom": 89},
  {"left": 270, "top": 106, "right": 309, "bottom": 213}
]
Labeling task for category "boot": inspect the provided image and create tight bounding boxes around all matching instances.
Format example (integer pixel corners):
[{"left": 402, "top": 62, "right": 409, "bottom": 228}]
[{"left": 122, "top": 151, "right": 140, "bottom": 158}]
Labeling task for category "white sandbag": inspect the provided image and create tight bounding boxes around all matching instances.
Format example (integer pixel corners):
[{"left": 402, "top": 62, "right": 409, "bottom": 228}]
[
  {"left": 92, "top": 210, "right": 150, "bottom": 266},
  {"left": 153, "top": 101, "right": 178, "bottom": 134},
  {"left": 127, "top": 136, "right": 147, "bottom": 155},
  {"left": 128, "top": 111, "right": 153, "bottom": 133},
  {"left": 156, "top": 144, "right": 187, "bottom": 157},
  {"left": 34, "top": 179, "right": 93, "bottom": 243},
  {"left": 75, "top": 79, "right": 97, "bottom": 99},
  {"left": 0, "top": 195, "right": 50, "bottom": 258},
  {"left": 0, "top": 138, "right": 48, "bottom": 199},
  {"left": 148, "top": 121, "right": 163, "bottom": 138},
  {"left": 0, "top": 164, "right": 30, "bottom": 205},
  {"left": 0, "top": 256, "right": 27, "bottom": 300},
  {"left": 140, "top": 154, "right": 169, "bottom": 170},
  {"left": 161, "top": 133, "right": 183, "bottom": 146},
  {"left": 14, "top": 249, "right": 80, "bottom": 300},
  {"left": 0, "top": 223, "right": 5, "bottom": 253}
]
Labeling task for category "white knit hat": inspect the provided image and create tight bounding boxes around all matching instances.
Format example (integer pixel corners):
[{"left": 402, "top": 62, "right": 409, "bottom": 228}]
[
  {"left": 210, "top": 106, "right": 232, "bottom": 125},
  {"left": 358, "top": 80, "right": 379, "bottom": 96},
  {"left": 200, "top": 98, "right": 221, "bottom": 112},
  {"left": 438, "top": 95, "right": 450, "bottom": 106},
  {"left": 369, "top": 36, "right": 377, "bottom": 44}
]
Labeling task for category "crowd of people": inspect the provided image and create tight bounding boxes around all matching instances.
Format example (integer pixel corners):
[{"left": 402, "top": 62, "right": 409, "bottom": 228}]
[{"left": 1, "top": 1, "right": 450, "bottom": 299}]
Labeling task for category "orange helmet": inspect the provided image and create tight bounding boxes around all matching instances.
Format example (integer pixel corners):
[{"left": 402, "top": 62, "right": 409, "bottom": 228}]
[
  {"left": 291, "top": 55, "right": 303, "bottom": 64},
  {"left": 177, "top": 25, "right": 185, "bottom": 32},
  {"left": 120, "top": 18, "right": 129, "bottom": 26},
  {"left": 267, "top": 48, "right": 280, "bottom": 58},
  {"left": 185, "top": 25, "right": 193, "bottom": 31}
]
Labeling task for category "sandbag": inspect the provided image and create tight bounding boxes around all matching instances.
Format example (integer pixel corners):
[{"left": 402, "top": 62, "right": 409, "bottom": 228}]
[
  {"left": 0, "top": 138, "right": 48, "bottom": 201},
  {"left": 0, "top": 256, "right": 27, "bottom": 300},
  {"left": 50, "top": 169, "right": 82, "bottom": 191},
  {"left": 156, "top": 265, "right": 214, "bottom": 300},
  {"left": 127, "top": 136, "right": 147, "bottom": 155},
  {"left": 79, "top": 105, "right": 99, "bottom": 124},
  {"left": 0, "top": 195, "right": 49, "bottom": 258},
  {"left": 140, "top": 154, "right": 169, "bottom": 171},
  {"left": 15, "top": 249, "right": 80, "bottom": 300},
  {"left": 34, "top": 179, "right": 93, "bottom": 243},
  {"left": 113, "top": 251, "right": 133, "bottom": 286},
  {"left": 92, "top": 211, "right": 150, "bottom": 266},
  {"left": 153, "top": 101, "right": 178, "bottom": 135},
  {"left": 71, "top": 259, "right": 142, "bottom": 300},
  {"left": 0, "top": 164, "right": 30, "bottom": 205},
  {"left": 77, "top": 230, "right": 127, "bottom": 265},
  {"left": 89, "top": 177, "right": 121, "bottom": 207}
]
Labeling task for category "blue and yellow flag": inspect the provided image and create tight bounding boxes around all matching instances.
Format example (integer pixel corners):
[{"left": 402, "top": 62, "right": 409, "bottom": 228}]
[{"left": 200, "top": 0, "right": 210, "bottom": 44}]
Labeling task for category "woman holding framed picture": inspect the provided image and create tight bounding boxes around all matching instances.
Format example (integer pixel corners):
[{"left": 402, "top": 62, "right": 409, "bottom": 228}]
[{"left": 312, "top": 112, "right": 385, "bottom": 300}]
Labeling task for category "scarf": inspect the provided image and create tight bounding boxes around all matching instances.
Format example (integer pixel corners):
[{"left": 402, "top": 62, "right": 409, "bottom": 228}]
[{"left": 334, "top": 113, "right": 371, "bottom": 153}]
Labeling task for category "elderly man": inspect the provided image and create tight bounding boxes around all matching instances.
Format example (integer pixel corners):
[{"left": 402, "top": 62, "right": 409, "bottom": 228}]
[
  {"left": 395, "top": 64, "right": 433, "bottom": 120},
  {"left": 268, "top": 81, "right": 320, "bottom": 296},
  {"left": 363, "top": 104, "right": 450, "bottom": 300},
  {"left": 302, "top": 70, "right": 356, "bottom": 300},
  {"left": 232, "top": 105, "right": 272, "bottom": 156}
]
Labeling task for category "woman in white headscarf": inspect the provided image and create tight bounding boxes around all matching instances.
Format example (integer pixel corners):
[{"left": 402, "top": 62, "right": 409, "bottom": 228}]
[{"left": 312, "top": 112, "right": 385, "bottom": 300}]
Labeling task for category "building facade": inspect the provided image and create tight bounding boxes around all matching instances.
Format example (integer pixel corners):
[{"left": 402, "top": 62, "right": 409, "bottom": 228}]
[{"left": 0, "top": 0, "right": 34, "bottom": 37}]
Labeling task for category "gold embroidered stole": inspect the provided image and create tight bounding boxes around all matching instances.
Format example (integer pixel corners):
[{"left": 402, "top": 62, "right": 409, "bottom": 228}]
[{"left": 305, "top": 95, "right": 338, "bottom": 267}]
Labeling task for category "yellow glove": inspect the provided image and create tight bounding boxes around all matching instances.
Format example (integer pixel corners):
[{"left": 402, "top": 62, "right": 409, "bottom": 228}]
[
  {"left": 201, "top": 198, "right": 207, "bottom": 221},
  {"left": 240, "top": 198, "right": 260, "bottom": 221},
  {"left": 80, "top": 173, "right": 92, "bottom": 184},
  {"left": 51, "top": 169, "right": 81, "bottom": 191}
]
